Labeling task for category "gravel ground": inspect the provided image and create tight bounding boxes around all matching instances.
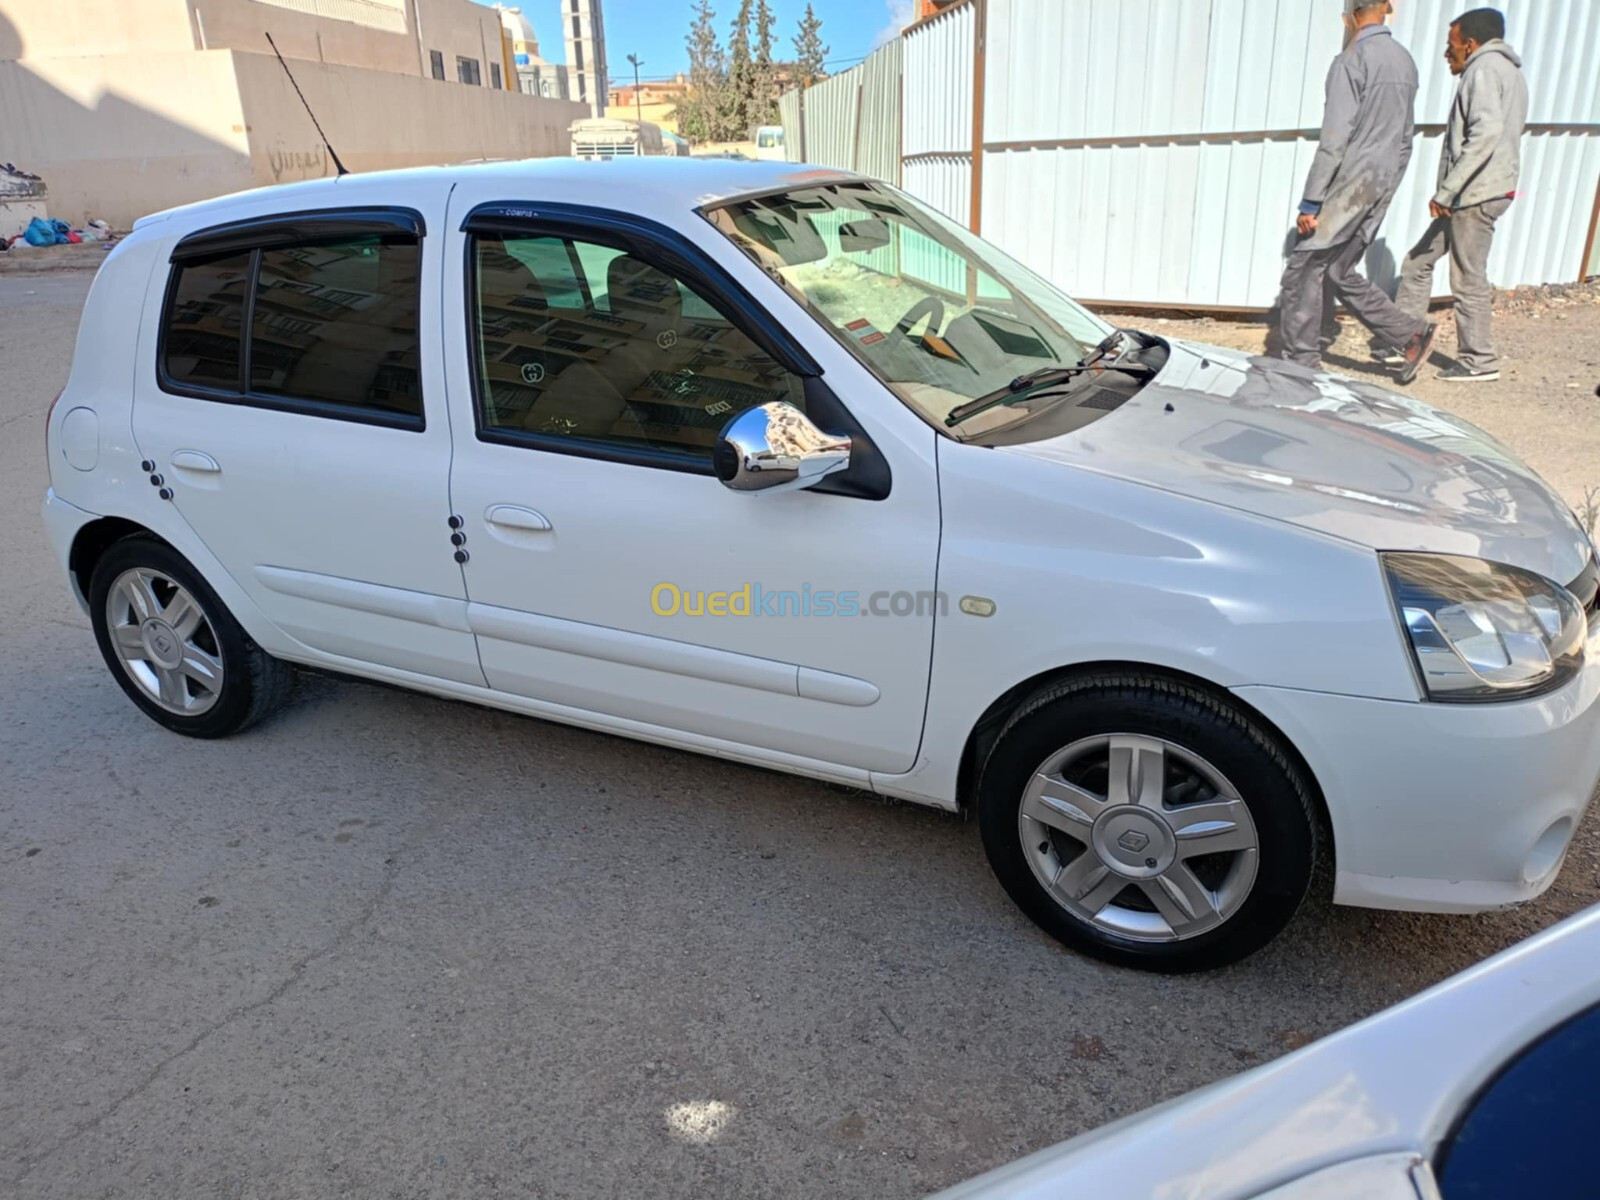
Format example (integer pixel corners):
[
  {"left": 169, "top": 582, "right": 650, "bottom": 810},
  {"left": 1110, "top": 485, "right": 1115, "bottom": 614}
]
[{"left": 3, "top": 273, "right": 1598, "bottom": 1199}]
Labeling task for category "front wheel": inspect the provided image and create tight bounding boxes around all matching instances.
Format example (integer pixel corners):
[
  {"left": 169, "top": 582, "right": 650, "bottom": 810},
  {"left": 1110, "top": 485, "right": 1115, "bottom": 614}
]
[
  {"left": 978, "top": 674, "right": 1317, "bottom": 972},
  {"left": 88, "top": 535, "right": 293, "bottom": 738}
]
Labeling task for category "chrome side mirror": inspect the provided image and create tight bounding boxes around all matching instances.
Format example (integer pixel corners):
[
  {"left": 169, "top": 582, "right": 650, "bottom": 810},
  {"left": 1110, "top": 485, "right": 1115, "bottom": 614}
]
[{"left": 713, "top": 401, "right": 851, "bottom": 494}]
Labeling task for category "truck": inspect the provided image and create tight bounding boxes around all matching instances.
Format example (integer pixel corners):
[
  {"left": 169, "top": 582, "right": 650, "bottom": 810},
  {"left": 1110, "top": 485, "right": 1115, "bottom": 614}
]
[{"left": 569, "top": 117, "right": 668, "bottom": 160}]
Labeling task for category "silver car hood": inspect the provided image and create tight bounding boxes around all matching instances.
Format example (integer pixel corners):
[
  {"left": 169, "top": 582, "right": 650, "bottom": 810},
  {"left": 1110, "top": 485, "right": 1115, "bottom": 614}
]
[{"left": 1003, "top": 340, "right": 1593, "bottom": 587}]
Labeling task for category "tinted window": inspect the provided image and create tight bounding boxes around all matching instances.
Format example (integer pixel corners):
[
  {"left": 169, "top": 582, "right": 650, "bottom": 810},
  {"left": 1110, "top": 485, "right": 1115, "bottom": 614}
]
[
  {"left": 457, "top": 56, "right": 480, "bottom": 85},
  {"left": 506, "top": 237, "right": 588, "bottom": 308},
  {"left": 429, "top": 49, "right": 445, "bottom": 80},
  {"left": 164, "top": 251, "right": 252, "bottom": 391},
  {"left": 1437, "top": 1001, "right": 1600, "bottom": 1196},
  {"left": 249, "top": 237, "right": 422, "bottom": 418},
  {"left": 471, "top": 233, "right": 803, "bottom": 461}
]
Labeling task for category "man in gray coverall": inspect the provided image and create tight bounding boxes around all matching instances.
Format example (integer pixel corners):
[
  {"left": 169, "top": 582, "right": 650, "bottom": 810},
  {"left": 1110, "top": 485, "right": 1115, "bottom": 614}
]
[
  {"left": 1275, "top": 0, "right": 1436, "bottom": 383},
  {"left": 1392, "top": 8, "right": 1528, "bottom": 382}
]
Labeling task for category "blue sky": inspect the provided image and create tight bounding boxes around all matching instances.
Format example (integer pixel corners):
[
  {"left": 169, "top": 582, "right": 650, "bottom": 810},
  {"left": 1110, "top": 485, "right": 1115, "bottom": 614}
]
[{"left": 476, "top": 0, "right": 913, "bottom": 82}]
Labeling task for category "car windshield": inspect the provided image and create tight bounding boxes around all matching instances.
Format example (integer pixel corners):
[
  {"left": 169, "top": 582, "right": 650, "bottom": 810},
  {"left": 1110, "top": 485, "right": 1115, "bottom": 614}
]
[{"left": 704, "top": 180, "right": 1113, "bottom": 435}]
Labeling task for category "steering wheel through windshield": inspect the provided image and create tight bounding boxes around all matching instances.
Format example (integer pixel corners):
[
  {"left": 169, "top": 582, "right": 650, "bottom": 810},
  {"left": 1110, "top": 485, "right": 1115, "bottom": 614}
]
[{"left": 889, "top": 296, "right": 946, "bottom": 350}]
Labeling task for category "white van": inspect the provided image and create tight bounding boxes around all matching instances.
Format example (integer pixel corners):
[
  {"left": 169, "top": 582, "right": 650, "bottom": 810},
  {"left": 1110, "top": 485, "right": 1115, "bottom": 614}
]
[{"left": 753, "top": 125, "right": 785, "bottom": 161}]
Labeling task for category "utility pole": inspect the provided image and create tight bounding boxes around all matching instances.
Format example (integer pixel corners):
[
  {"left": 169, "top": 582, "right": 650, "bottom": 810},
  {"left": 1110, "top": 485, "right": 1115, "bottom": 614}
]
[{"left": 626, "top": 53, "right": 643, "bottom": 124}]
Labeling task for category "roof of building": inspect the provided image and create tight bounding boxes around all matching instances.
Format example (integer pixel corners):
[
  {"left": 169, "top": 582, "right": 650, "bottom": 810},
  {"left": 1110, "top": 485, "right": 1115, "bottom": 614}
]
[{"left": 134, "top": 158, "right": 862, "bottom": 233}]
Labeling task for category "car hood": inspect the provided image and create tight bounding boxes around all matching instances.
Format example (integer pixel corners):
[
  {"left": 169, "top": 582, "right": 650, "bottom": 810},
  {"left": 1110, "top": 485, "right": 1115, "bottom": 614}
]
[{"left": 1002, "top": 339, "right": 1594, "bottom": 587}]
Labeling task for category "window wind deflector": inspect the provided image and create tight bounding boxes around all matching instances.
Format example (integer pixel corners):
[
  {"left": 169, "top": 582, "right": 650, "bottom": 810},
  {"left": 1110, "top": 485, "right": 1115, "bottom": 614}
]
[
  {"left": 171, "top": 208, "right": 425, "bottom": 263},
  {"left": 461, "top": 201, "right": 823, "bottom": 379}
]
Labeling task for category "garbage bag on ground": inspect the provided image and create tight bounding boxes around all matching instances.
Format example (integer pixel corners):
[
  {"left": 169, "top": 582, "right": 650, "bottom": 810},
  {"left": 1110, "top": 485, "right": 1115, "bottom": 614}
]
[{"left": 22, "top": 217, "right": 56, "bottom": 246}]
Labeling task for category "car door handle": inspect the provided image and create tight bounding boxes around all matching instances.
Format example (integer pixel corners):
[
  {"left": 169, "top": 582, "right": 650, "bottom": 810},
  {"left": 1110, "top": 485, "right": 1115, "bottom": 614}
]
[
  {"left": 170, "top": 450, "right": 221, "bottom": 473},
  {"left": 485, "top": 505, "right": 553, "bottom": 532}
]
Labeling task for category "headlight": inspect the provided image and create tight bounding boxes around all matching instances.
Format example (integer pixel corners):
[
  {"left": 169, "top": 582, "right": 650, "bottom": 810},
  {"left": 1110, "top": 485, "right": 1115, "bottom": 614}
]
[{"left": 1383, "top": 552, "right": 1586, "bottom": 702}]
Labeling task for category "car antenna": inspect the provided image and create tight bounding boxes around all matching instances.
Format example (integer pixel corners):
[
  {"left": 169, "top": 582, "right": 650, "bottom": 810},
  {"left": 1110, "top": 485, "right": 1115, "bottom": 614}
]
[{"left": 265, "top": 32, "right": 349, "bottom": 177}]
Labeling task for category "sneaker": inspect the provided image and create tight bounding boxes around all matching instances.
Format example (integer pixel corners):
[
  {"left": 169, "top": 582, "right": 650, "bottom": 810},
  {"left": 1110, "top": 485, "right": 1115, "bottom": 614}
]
[
  {"left": 1437, "top": 364, "right": 1501, "bottom": 383},
  {"left": 1370, "top": 347, "right": 1405, "bottom": 366},
  {"left": 1396, "top": 323, "right": 1438, "bottom": 385}
]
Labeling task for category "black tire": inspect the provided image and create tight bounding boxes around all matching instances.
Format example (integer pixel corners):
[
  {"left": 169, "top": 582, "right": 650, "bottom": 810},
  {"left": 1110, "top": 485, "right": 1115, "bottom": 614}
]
[
  {"left": 88, "top": 534, "right": 293, "bottom": 738},
  {"left": 977, "top": 673, "right": 1317, "bottom": 973}
]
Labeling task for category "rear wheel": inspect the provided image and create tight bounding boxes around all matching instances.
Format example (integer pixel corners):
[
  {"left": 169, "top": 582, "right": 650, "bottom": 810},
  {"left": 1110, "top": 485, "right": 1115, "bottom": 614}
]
[
  {"left": 88, "top": 535, "right": 292, "bottom": 738},
  {"left": 978, "top": 674, "right": 1317, "bottom": 972}
]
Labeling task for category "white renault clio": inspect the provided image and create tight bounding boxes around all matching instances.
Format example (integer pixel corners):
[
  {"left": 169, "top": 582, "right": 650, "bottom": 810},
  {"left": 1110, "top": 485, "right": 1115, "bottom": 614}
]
[{"left": 41, "top": 159, "right": 1600, "bottom": 971}]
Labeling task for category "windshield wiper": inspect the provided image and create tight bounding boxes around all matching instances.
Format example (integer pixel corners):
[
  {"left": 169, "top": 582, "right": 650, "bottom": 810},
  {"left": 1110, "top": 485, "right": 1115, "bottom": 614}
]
[{"left": 944, "top": 360, "right": 1152, "bottom": 428}]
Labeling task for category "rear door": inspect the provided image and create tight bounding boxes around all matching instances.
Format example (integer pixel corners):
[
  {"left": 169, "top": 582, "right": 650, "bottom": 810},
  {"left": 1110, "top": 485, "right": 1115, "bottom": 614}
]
[{"left": 131, "top": 196, "right": 484, "bottom": 686}]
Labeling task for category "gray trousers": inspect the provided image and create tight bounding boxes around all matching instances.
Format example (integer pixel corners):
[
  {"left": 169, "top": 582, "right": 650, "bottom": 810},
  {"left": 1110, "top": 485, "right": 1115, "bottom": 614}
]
[
  {"left": 1394, "top": 197, "right": 1512, "bottom": 371},
  {"left": 1276, "top": 202, "right": 1427, "bottom": 368}
]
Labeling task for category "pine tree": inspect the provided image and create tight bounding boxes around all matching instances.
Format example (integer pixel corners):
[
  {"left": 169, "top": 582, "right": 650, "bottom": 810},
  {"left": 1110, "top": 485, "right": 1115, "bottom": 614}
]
[
  {"left": 723, "top": 0, "right": 756, "bottom": 142},
  {"left": 792, "top": 3, "right": 829, "bottom": 89},
  {"left": 752, "top": 0, "right": 779, "bottom": 127},
  {"left": 678, "top": 0, "right": 726, "bottom": 143}
]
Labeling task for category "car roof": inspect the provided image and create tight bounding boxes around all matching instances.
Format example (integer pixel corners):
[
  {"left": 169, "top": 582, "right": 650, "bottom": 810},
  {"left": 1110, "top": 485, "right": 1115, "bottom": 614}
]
[{"left": 134, "top": 157, "right": 864, "bottom": 233}]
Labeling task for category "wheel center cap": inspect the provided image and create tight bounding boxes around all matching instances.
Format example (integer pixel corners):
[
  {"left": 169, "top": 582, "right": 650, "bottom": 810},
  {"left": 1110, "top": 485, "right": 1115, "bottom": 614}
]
[
  {"left": 141, "top": 619, "right": 183, "bottom": 669},
  {"left": 1092, "top": 806, "right": 1177, "bottom": 878}
]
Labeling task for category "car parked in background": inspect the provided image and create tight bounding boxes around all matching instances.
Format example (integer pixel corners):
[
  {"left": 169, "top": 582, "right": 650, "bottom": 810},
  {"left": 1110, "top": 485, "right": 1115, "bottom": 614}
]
[
  {"left": 932, "top": 902, "right": 1600, "bottom": 1199},
  {"left": 752, "top": 124, "right": 786, "bottom": 161},
  {"left": 41, "top": 160, "right": 1600, "bottom": 971}
]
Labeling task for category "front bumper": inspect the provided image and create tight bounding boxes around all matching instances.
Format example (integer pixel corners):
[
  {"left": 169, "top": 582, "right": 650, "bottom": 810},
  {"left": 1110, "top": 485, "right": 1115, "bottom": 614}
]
[{"left": 1236, "top": 629, "right": 1600, "bottom": 914}]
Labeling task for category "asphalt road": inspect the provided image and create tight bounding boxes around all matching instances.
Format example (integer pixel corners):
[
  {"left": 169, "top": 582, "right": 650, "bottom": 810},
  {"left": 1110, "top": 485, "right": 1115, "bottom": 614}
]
[{"left": 4, "top": 273, "right": 1598, "bottom": 1199}]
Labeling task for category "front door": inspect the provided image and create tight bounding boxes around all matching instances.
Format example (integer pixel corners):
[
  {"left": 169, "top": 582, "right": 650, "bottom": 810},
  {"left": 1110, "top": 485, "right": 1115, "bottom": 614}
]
[
  {"left": 441, "top": 200, "right": 939, "bottom": 773},
  {"left": 130, "top": 199, "right": 483, "bottom": 686}
]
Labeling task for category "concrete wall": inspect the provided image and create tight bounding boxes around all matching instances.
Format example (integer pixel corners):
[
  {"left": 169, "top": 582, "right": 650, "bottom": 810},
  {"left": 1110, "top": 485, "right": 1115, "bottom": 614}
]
[
  {"left": 231, "top": 51, "right": 587, "bottom": 183},
  {"left": 0, "top": 0, "right": 579, "bottom": 227},
  {"left": 187, "top": 0, "right": 508, "bottom": 84},
  {"left": 1, "top": 0, "right": 511, "bottom": 84},
  {"left": 0, "top": 49, "right": 256, "bottom": 226},
  {"left": 1, "top": 46, "right": 585, "bottom": 226},
  {"left": 0, "top": 0, "right": 195, "bottom": 60}
]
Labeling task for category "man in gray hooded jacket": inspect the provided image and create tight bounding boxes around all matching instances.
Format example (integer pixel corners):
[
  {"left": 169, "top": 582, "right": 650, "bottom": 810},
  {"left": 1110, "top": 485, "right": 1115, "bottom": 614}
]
[
  {"left": 1275, "top": 0, "right": 1435, "bottom": 382},
  {"left": 1392, "top": 8, "right": 1529, "bottom": 382}
]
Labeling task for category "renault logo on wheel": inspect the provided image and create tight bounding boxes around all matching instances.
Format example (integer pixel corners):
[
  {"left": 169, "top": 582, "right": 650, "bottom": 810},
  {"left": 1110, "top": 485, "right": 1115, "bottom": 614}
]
[{"left": 1117, "top": 830, "right": 1151, "bottom": 853}]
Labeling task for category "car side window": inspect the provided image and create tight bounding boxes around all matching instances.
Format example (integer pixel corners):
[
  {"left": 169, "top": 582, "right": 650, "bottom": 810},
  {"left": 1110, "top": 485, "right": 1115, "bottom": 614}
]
[
  {"left": 250, "top": 238, "right": 422, "bottom": 417},
  {"left": 161, "top": 227, "right": 423, "bottom": 425},
  {"left": 470, "top": 232, "right": 804, "bottom": 463}
]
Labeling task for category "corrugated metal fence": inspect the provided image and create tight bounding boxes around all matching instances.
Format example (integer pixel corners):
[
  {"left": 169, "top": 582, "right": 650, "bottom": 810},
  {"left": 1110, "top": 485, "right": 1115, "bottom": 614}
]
[
  {"left": 779, "top": 41, "right": 902, "bottom": 183},
  {"left": 779, "top": 0, "right": 1600, "bottom": 307},
  {"left": 902, "top": 2, "right": 975, "bottom": 228}
]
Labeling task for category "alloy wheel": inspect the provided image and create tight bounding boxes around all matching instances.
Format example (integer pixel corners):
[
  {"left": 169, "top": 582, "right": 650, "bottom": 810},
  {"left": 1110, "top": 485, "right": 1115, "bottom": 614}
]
[
  {"left": 104, "top": 567, "right": 225, "bottom": 717},
  {"left": 1018, "top": 734, "right": 1259, "bottom": 942}
]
